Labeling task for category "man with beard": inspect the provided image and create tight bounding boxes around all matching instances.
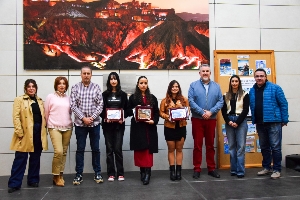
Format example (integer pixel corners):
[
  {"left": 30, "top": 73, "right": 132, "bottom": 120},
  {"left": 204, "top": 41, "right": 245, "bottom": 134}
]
[{"left": 188, "top": 64, "right": 223, "bottom": 179}]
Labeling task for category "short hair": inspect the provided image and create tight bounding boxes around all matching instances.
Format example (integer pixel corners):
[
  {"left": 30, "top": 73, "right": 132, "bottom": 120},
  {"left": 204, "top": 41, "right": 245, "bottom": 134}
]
[
  {"left": 255, "top": 68, "right": 267, "bottom": 76},
  {"left": 81, "top": 66, "right": 92, "bottom": 74},
  {"left": 24, "top": 79, "right": 38, "bottom": 93},
  {"left": 199, "top": 64, "right": 210, "bottom": 71},
  {"left": 54, "top": 76, "right": 69, "bottom": 91}
]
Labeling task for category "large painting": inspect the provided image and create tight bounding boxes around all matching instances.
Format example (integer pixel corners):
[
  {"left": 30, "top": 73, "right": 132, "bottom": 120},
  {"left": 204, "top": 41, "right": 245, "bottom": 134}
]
[{"left": 24, "top": 0, "right": 209, "bottom": 70}]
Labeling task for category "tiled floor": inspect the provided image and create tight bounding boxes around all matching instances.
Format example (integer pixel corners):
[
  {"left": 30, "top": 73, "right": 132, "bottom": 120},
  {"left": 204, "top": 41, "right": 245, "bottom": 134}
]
[{"left": 1, "top": 168, "right": 300, "bottom": 200}]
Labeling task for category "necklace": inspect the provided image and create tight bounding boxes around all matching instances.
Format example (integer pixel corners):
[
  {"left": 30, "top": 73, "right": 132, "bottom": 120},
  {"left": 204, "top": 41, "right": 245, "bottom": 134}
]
[{"left": 56, "top": 91, "right": 65, "bottom": 97}]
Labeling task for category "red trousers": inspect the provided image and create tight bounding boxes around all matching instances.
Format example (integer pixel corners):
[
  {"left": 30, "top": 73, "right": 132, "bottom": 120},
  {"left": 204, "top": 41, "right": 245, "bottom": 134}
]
[{"left": 191, "top": 117, "right": 216, "bottom": 172}]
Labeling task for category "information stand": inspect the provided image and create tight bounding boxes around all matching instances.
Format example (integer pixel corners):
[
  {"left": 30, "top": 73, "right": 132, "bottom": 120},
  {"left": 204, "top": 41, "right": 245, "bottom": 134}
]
[{"left": 214, "top": 50, "right": 275, "bottom": 169}]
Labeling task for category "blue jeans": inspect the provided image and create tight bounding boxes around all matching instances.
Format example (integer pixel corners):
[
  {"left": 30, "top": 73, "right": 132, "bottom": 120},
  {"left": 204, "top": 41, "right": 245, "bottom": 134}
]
[
  {"left": 256, "top": 123, "right": 282, "bottom": 172},
  {"left": 226, "top": 116, "right": 248, "bottom": 175},
  {"left": 75, "top": 124, "right": 101, "bottom": 175}
]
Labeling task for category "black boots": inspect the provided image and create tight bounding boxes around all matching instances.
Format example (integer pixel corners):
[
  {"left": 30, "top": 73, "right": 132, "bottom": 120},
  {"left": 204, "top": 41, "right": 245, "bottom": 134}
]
[
  {"left": 170, "top": 165, "right": 181, "bottom": 180},
  {"left": 170, "top": 165, "right": 176, "bottom": 181},
  {"left": 143, "top": 168, "right": 151, "bottom": 185},
  {"left": 176, "top": 165, "right": 182, "bottom": 180},
  {"left": 140, "top": 167, "right": 145, "bottom": 181}
]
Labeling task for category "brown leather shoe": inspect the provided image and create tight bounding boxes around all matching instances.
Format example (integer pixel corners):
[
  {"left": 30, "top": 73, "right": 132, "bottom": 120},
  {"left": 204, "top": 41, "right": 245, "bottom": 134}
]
[
  {"left": 60, "top": 172, "right": 65, "bottom": 184},
  {"left": 53, "top": 175, "right": 64, "bottom": 187}
]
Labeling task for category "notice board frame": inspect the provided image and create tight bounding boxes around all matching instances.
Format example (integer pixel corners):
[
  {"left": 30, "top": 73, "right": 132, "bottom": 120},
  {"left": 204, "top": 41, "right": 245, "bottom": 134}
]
[{"left": 214, "top": 50, "right": 275, "bottom": 169}]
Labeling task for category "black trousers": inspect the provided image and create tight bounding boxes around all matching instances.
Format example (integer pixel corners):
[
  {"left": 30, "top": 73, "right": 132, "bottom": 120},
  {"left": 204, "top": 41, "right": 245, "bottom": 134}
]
[{"left": 103, "top": 125, "right": 124, "bottom": 177}]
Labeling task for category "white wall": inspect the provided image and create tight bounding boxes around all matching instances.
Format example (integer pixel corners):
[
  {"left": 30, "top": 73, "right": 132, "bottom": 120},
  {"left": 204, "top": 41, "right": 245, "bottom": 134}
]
[{"left": 0, "top": 0, "right": 299, "bottom": 176}]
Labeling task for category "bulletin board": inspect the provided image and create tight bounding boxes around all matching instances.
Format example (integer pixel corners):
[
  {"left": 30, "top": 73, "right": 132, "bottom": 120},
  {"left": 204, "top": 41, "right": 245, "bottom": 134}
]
[{"left": 214, "top": 50, "right": 276, "bottom": 169}]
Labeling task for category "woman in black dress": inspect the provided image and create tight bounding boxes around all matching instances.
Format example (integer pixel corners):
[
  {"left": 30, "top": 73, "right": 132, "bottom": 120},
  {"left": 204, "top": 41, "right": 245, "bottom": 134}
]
[
  {"left": 159, "top": 80, "right": 189, "bottom": 181},
  {"left": 128, "top": 76, "right": 159, "bottom": 185}
]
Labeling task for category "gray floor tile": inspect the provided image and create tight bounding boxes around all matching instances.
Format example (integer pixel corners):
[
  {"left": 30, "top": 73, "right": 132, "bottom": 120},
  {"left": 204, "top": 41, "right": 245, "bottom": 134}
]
[{"left": 1, "top": 168, "right": 300, "bottom": 200}]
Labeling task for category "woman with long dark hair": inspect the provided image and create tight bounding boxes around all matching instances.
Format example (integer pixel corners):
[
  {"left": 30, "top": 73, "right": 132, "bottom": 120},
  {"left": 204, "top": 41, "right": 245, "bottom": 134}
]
[
  {"left": 8, "top": 79, "right": 48, "bottom": 193},
  {"left": 100, "top": 72, "right": 128, "bottom": 182},
  {"left": 159, "top": 80, "right": 189, "bottom": 181},
  {"left": 221, "top": 75, "right": 249, "bottom": 178},
  {"left": 128, "top": 76, "right": 159, "bottom": 185}
]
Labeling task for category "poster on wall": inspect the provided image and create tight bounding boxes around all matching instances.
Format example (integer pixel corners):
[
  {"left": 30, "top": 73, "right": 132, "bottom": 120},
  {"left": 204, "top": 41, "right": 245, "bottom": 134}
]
[
  {"left": 219, "top": 59, "right": 232, "bottom": 76},
  {"left": 23, "top": 0, "right": 209, "bottom": 70},
  {"left": 237, "top": 60, "right": 250, "bottom": 76}
]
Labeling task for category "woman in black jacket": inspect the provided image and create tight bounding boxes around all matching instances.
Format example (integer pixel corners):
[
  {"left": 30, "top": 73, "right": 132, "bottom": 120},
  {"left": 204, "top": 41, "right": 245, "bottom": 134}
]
[
  {"left": 100, "top": 72, "right": 128, "bottom": 182},
  {"left": 128, "top": 76, "right": 159, "bottom": 185}
]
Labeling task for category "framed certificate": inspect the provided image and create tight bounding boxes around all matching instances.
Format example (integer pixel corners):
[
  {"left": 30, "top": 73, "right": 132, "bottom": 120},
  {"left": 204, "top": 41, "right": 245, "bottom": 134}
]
[
  {"left": 106, "top": 108, "right": 123, "bottom": 121},
  {"left": 169, "top": 107, "right": 189, "bottom": 121},
  {"left": 135, "top": 106, "right": 153, "bottom": 121}
]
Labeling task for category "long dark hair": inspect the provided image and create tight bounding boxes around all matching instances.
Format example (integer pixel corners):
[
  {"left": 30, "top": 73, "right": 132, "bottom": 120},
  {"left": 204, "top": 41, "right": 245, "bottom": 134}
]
[
  {"left": 165, "top": 80, "right": 186, "bottom": 106},
  {"left": 134, "top": 76, "right": 153, "bottom": 106},
  {"left": 106, "top": 72, "right": 121, "bottom": 96},
  {"left": 24, "top": 79, "right": 38, "bottom": 94},
  {"left": 225, "top": 75, "right": 243, "bottom": 101}
]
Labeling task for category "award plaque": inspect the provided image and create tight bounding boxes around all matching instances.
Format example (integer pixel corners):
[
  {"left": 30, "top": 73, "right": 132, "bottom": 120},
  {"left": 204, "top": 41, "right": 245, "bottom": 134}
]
[
  {"left": 169, "top": 107, "right": 189, "bottom": 121},
  {"left": 135, "top": 106, "right": 153, "bottom": 121},
  {"left": 106, "top": 108, "right": 123, "bottom": 122}
]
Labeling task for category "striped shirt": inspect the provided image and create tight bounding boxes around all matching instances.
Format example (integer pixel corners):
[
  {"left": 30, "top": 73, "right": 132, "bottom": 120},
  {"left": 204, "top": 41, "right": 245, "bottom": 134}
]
[{"left": 70, "top": 82, "right": 103, "bottom": 127}]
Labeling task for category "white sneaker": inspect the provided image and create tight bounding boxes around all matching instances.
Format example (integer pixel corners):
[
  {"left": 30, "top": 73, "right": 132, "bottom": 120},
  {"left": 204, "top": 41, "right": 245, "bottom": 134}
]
[
  {"left": 118, "top": 176, "right": 125, "bottom": 181},
  {"left": 271, "top": 171, "right": 281, "bottom": 179},
  {"left": 108, "top": 176, "right": 115, "bottom": 182},
  {"left": 257, "top": 168, "right": 272, "bottom": 176}
]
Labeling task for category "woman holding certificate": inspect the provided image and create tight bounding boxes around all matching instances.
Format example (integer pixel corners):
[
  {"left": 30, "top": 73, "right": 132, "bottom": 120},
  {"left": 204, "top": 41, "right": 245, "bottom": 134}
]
[
  {"left": 159, "top": 80, "right": 189, "bottom": 181},
  {"left": 221, "top": 75, "right": 249, "bottom": 178},
  {"left": 100, "top": 72, "right": 128, "bottom": 182},
  {"left": 128, "top": 76, "right": 159, "bottom": 185}
]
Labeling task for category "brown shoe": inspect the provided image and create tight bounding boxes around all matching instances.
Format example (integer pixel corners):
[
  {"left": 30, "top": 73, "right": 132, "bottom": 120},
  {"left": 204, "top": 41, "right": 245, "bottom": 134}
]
[
  {"left": 60, "top": 172, "right": 65, "bottom": 184},
  {"left": 53, "top": 175, "right": 64, "bottom": 187}
]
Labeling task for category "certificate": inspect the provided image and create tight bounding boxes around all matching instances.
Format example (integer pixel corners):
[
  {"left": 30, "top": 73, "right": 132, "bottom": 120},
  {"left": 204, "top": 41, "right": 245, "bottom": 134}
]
[
  {"left": 169, "top": 107, "right": 189, "bottom": 121},
  {"left": 106, "top": 108, "right": 123, "bottom": 121},
  {"left": 135, "top": 106, "right": 153, "bottom": 121}
]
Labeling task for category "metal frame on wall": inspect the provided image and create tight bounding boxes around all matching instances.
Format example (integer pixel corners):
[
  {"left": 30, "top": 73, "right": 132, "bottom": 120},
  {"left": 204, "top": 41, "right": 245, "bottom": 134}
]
[{"left": 23, "top": 0, "right": 209, "bottom": 70}]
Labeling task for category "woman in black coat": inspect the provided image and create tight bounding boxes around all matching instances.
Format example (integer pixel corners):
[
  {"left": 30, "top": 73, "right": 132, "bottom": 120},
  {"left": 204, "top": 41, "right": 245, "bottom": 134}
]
[
  {"left": 100, "top": 72, "right": 128, "bottom": 182},
  {"left": 128, "top": 76, "right": 159, "bottom": 185}
]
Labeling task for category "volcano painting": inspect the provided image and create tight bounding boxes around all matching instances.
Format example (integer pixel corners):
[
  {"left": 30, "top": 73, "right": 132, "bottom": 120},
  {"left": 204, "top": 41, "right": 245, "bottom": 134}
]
[{"left": 24, "top": 0, "right": 209, "bottom": 70}]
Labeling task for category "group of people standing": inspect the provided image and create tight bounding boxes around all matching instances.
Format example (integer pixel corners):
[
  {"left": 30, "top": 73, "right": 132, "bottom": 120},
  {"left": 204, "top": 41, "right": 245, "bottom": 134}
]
[{"left": 7, "top": 65, "right": 289, "bottom": 193}]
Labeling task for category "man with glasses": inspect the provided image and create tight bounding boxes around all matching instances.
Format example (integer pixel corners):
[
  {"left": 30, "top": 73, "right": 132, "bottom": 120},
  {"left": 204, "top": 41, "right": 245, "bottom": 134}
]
[{"left": 249, "top": 68, "right": 289, "bottom": 179}]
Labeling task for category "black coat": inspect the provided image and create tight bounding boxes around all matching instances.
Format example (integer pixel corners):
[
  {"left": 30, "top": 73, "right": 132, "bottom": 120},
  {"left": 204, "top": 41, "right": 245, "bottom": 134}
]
[
  {"left": 100, "top": 90, "right": 129, "bottom": 131},
  {"left": 128, "top": 94, "right": 159, "bottom": 153}
]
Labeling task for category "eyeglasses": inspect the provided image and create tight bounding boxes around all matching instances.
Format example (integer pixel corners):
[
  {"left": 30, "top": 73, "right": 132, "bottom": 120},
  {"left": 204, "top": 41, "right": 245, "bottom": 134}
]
[{"left": 255, "top": 75, "right": 265, "bottom": 78}]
